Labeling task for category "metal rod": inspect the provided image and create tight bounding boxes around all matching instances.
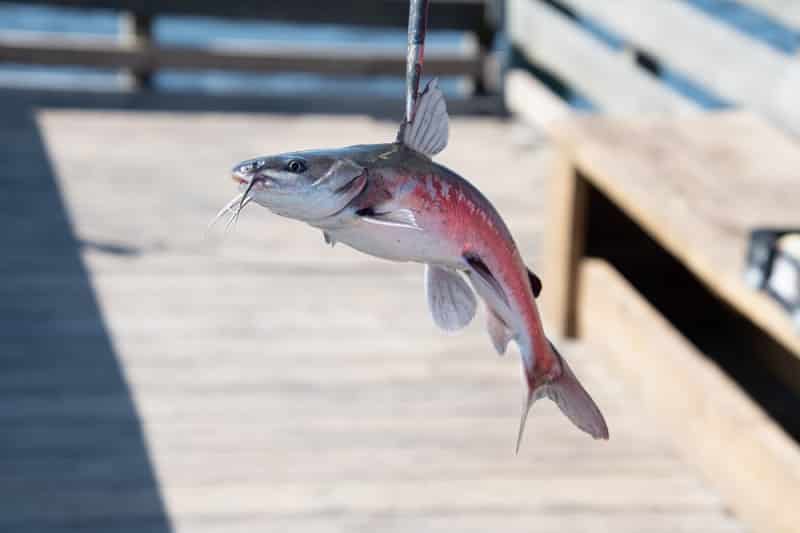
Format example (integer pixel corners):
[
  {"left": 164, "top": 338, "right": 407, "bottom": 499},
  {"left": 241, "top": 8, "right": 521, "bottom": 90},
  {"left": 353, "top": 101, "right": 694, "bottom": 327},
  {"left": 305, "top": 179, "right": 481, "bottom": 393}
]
[{"left": 404, "top": 0, "right": 430, "bottom": 125}]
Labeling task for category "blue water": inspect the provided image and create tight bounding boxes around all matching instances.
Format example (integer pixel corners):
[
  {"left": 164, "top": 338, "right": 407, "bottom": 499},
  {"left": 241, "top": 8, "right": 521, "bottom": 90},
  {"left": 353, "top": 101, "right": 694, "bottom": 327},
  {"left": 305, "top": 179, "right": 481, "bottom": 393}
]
[{"left": 0, "top": 0, "right": 797, "bottom": 106}]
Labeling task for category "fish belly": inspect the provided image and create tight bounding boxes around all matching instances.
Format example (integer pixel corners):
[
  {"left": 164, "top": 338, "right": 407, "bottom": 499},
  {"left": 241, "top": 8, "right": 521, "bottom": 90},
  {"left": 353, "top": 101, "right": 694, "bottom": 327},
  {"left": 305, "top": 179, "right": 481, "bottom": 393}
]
[{"left": 326, "top": 222, "right": 462, "bottom": 267}]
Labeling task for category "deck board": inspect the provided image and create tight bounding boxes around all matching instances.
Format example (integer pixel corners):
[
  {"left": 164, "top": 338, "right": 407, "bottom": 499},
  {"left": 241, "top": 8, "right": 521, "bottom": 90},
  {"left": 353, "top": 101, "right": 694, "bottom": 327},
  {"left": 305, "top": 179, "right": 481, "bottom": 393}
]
[{"left": 0, "top": 95, "right": 745, "bottom": 532}]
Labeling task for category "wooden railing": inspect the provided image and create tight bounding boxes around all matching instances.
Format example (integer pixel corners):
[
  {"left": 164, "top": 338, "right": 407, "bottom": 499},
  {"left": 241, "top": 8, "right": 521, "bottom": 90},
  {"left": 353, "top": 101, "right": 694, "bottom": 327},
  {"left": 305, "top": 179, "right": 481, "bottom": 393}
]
[
  {"left": 0, "top": 0, "right": 498, "bottom": 92},
  {"left": 504, "top": 0, "right": 800, "bottom": 136}
]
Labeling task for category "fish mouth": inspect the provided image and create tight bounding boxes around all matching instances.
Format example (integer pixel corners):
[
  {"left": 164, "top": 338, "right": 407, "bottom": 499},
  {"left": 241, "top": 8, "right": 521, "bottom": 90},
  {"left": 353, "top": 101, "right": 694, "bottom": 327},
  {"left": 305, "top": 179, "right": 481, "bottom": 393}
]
[{"left": 232, "top": 174, "right": 248, "bottom": 185}]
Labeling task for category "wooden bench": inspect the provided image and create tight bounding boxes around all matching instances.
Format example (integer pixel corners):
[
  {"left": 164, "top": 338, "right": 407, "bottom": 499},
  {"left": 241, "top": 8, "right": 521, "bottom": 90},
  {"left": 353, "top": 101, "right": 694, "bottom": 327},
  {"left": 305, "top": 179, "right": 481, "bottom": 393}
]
[
  {"left": 505, "top": 0, "right": 800, "bottom": 136},
  {"left": 543, "top": 110, "right": 800, "bottom": 533}
]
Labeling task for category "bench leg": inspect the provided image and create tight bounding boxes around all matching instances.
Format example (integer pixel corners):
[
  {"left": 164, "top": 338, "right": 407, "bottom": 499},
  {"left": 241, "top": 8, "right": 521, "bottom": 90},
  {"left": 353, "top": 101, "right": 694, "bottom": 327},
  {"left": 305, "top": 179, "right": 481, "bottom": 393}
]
[{"left": 543, "top": 151, "right": 588, "bottom": 338}]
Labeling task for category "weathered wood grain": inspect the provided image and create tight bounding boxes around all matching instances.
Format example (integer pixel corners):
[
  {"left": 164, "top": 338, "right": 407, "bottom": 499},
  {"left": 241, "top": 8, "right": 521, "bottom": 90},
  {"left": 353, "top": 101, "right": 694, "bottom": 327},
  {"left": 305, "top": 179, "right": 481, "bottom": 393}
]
[
  {"left": 560, "top": 0, "right": 800, "bottom": 133},
  {"left": 506, "top": 0, "right": 698, "bottom": 115},
  {"left": 541, "top": 147, "right": 587, "bottom": 337},
  {"left": 578, "top": 258, "right": 800, "bottom": 533},
  {"left": 503, "top": 69, "right": 571, "bottom": 129}
]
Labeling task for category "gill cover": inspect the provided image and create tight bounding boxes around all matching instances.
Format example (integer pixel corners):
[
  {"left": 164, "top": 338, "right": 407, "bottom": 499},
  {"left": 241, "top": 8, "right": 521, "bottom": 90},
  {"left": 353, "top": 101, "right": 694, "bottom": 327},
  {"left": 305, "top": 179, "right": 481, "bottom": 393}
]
[
  {"left": 307, "top": 158, "right": 366, "bottom": 220},
  {"left": 398, "top": 78, "right": 449, "bottom": 158}
]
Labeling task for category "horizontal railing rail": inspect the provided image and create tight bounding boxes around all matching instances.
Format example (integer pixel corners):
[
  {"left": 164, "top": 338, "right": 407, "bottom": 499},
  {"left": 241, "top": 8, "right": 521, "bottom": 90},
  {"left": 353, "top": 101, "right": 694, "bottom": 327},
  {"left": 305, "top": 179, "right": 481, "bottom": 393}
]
[{"left": 0, "top": 0, "right": 497, "bottom": 91}]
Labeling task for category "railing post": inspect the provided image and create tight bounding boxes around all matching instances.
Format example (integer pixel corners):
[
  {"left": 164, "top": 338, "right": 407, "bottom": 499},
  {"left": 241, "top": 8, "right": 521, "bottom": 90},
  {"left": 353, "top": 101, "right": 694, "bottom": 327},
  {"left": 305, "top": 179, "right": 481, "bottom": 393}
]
[
  {"left": 473, "top": 1, "right": 499, "bottom": 95},
  {"left": 120, "top": 11, "right": 153, "bottom": 90}
]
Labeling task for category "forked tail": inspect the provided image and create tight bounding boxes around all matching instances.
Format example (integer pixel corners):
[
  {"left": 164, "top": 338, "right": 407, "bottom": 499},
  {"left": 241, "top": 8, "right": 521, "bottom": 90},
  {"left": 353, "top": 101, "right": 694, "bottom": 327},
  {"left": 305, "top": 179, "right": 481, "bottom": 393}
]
[{"left": 516, "top": 340, "right": 609, "bottom": 453}]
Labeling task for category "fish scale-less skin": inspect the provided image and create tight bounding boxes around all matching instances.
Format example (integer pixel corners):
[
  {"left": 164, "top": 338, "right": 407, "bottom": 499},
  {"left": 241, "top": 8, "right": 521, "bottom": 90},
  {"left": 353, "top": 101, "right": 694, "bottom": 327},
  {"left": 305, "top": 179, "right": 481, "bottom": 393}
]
[{"left": 315, "top": 145, "right": 557, "bottom": 382}]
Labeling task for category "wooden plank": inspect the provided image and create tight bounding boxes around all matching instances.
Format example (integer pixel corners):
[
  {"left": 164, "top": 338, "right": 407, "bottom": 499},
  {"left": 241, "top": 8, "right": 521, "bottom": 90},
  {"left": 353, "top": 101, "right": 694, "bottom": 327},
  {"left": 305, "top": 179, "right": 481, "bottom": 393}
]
[
  {"left": 503, "top": 68, "right": 572, "bottom": 129},
  {"left": 578, "top": 258, "right": 800, "bottom": 533},
  {"left": 739, "top": 0, "right": 800, "bottom": 30},
  {"left": 554, "top": 111, "right": 800, "bottom": 358},
  {"left": 171, "top": 512, "right": 744, "bottom": 533},
  {"left": 506, "top": 0, "right": 697, "bottom": 115},
  {"left": 560, "top": 0, "right": 800, "bottom": 134},
  {"left": 1, "top": 477, "right": 730, "bottom": 523},
  {"left": 541, "top": 147, "right": 587, "bottom": 337},
  {"left": 0, "top": 32, "right": 480, "bottom": 77},
  {"left": 0, "top": 0, "right": 490, "bottom": 31}
]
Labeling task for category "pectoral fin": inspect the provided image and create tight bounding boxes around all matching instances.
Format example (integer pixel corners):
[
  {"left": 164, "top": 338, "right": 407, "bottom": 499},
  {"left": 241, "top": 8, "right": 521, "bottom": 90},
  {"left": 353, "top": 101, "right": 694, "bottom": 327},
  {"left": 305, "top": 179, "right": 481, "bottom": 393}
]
[
  {"left": 425, "top": 265, "right": 477, "bottom": 331},
  {"left": 358, "top": 208, "right": 422, "bottom": 231}
]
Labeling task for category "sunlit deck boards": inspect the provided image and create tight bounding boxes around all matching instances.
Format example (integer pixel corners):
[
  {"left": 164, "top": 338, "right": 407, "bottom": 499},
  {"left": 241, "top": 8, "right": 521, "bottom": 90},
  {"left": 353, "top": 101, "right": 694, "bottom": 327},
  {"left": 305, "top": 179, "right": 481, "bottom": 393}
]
[{"left": 1, "top": 94, "right": 745, "bottom": 532}]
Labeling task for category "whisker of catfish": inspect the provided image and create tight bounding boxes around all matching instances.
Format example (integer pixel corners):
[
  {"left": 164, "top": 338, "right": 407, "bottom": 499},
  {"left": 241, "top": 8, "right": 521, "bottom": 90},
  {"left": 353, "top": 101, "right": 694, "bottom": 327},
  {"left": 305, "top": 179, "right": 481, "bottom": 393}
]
[
  {"left": 208, "top": 192, "right": 244, "bottom": 230},
  {"left": 223, "top": 210, "right": 238, "bottom": 235},
  {"left": 224, "top": 196, "right": 253, "bottom": 235},
  {"left": 205, "top": 193, "right": 245, "bottom": 241}
]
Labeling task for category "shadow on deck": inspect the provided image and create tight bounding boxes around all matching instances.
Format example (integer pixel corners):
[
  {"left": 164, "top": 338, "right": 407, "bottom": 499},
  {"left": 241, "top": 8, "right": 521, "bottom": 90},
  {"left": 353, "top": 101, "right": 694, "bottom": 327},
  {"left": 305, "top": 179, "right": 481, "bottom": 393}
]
[
  {"left": 0, "top": 87, "right": 500, "bottom": 531},
  {"left": 0, "top": 93, "right": 173, "bottom": 532}
]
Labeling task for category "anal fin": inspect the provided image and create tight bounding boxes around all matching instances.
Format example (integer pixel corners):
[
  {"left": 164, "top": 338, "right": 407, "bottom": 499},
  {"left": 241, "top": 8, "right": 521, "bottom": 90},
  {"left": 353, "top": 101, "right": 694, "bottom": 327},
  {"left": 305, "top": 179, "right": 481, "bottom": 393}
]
[{"left": 487, "top": 308, "right": 512, "bottom": 355}]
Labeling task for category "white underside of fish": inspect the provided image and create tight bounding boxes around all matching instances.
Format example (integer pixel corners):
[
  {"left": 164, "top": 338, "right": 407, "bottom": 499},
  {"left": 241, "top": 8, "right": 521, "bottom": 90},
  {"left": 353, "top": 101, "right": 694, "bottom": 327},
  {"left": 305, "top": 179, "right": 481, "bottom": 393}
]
[{"left": 314, "top": 214, "right": 464, "bottom": 269}]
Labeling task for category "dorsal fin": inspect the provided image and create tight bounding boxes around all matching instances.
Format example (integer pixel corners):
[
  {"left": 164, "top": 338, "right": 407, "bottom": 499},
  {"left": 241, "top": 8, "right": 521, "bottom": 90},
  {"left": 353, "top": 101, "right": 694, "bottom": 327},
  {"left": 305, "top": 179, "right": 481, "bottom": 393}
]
[{"left": 398, "top": 78, "right": 449, "bottom": 157}]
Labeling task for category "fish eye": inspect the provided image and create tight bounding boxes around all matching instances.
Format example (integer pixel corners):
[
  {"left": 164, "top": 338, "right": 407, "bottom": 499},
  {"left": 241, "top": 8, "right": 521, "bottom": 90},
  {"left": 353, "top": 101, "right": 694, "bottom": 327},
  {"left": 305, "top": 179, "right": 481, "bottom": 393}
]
[{"left": 286, "top": 159, "right": 307, "bottom": 174}]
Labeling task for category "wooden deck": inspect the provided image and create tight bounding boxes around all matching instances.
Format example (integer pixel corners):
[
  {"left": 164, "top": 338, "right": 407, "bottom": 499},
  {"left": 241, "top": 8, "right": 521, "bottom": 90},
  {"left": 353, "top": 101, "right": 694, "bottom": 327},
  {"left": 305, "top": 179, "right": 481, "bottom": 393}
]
[{"left": 0, "top": 91, "right": 746, "bottom": 532}]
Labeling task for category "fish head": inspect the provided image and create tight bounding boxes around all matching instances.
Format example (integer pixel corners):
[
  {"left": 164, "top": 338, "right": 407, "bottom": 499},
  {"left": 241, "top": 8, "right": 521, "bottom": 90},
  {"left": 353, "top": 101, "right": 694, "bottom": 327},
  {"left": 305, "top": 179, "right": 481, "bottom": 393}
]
[{"left": 232, "top": 150, "right": 367, "bottom": 221}]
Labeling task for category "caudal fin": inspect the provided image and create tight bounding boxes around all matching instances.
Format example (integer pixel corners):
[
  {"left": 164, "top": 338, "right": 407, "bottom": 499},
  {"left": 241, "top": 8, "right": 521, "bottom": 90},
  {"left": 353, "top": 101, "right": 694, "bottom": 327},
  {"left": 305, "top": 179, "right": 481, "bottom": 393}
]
[{"left": 516, "top": 341, "right": 609, "bottom": 452}]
